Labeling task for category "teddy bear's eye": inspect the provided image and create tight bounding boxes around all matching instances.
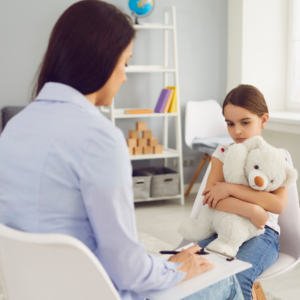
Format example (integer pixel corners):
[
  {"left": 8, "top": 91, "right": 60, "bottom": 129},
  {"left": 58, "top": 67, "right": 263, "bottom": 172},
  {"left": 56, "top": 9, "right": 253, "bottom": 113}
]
[
  {"left": 254, "top": 165, "right": 259, "bottom": 169},
  {"left": 271, "top": 180, "right": 274, "bottom": 183}
]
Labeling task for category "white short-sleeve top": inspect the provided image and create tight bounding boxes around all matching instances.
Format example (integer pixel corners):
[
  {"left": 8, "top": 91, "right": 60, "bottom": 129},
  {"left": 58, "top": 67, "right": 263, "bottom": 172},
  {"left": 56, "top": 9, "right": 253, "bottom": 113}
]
[{"left": 212, "top": 144, "right": 280, "bottom": 234}]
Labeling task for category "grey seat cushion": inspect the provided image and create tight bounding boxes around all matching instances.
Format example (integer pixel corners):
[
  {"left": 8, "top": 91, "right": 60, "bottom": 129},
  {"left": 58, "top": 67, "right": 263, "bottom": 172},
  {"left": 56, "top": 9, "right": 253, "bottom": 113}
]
[
  {"left": 192, "top": 135, "right": 234, "bottom": 155},
  {"left": 2, "top": 106, "right": 26, "bottom": 131}
]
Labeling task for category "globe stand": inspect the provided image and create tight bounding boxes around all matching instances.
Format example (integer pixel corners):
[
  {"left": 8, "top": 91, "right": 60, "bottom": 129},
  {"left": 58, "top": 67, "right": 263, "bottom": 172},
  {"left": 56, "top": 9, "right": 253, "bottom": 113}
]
[{"left": 132, "top": 13, "right": 139, "bottom": 25}]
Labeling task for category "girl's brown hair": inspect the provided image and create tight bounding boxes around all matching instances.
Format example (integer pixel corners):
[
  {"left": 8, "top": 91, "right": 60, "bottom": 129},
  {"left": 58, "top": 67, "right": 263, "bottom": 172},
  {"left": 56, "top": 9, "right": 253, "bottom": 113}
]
[
  {"left": 222, "top": 84, "right": 269, "bottom": 116},
  {"left": 32, "top": 0, "right": 135, "bottom": 99}
]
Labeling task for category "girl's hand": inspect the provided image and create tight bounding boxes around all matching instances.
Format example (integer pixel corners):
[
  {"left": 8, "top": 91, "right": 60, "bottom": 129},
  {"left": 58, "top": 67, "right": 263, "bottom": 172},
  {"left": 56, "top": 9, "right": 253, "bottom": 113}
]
[
  {"left": 202, "top": 181, "right": 231, "bottom": 208},
  {"left": 249, "top": 205, "right": 269, "bottom": 229},
  {"left": 168, "top": 244, "right": 215, "bottom": 281}
]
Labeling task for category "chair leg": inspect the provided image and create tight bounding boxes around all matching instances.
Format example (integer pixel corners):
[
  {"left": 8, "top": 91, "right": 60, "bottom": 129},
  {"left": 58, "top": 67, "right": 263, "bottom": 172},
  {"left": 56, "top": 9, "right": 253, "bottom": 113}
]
[
  {"left": 252, "top": 285, "right": 258, "bottom": 300},
  {"left": 185, "top": 154, "right": 208, "bottom": 197},
  {"left": 252, "top": 282, "right": 266, "bottom": 300}
]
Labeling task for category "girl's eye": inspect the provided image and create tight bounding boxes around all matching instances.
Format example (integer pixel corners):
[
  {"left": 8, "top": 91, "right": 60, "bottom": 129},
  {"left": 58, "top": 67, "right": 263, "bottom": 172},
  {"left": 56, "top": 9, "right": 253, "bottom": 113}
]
[
  {"left": 242, "top": 122, "right": 249, "bottom": 125},
  {"left": 227, "top": 123, "right": 234, "bottom": 127}
]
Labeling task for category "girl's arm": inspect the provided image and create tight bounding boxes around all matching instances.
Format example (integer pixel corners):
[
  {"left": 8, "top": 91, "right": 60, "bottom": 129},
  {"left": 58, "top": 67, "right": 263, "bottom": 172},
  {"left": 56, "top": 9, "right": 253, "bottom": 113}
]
[
  {"left": 215, "top": 197, "right": 269, "bottom": 229},
  {"left": 204, "top": 157, "right": 268, "bottom": 228},
  {"left": 203, "top": 158, "right": 289, "bottom": 215},
  {"left": 204, "top": 177, "right": 288, "bottom": 214},
  {"left": 226, "top": 184, "right": 288, "bottom": 214}
]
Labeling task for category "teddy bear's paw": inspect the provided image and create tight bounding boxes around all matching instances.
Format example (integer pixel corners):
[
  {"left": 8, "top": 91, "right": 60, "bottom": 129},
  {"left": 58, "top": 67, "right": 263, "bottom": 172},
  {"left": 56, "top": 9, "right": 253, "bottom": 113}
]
[
  {"left": 178, "top": 219, "right": 212, "bottom": 242},
  {"left": 206, "top": 240, "right": 238, "bottom": 257}
]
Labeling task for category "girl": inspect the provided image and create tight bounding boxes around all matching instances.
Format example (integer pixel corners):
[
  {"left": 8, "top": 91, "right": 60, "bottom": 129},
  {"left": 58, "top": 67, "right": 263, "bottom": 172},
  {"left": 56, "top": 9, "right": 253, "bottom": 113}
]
[{"left": 199, "top": 84, "right": 287, "bottom": 300}]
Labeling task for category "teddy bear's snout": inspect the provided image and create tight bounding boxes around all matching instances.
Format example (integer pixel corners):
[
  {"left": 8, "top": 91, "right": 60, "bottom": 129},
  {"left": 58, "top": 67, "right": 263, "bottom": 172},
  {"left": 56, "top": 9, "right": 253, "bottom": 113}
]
[
  {"left": 248, "top": 169, "right": 269, "bottom": 191},
  {"left": 254, "top": 176, "right": 264, "bottom": 187}
]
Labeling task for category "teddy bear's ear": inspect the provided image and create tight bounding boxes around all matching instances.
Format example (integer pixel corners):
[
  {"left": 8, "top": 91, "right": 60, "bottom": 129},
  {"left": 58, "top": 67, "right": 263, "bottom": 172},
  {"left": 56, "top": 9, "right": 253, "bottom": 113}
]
[
  {"left": 282, "top": 165, "right": 298, "bottom": 188},
  {"left": 242, "top": 136, "right": 268, "bottom": 152}
]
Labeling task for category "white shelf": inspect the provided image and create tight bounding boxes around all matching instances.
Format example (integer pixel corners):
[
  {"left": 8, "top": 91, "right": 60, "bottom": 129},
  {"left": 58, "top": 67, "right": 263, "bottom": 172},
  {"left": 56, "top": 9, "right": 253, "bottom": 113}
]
[
  {"left": 134, "top": 194, "right": 181, "bottom": 203},
  {"left": 114, "top": 109, "right": 178, "bottom": 118},
  {"left": 133, "top": 23, "right": 174, "bottom": 30},
  {"left": 106, "top": 7, "right": 185, "bottom": 204},
  {"left": 125, "top": 65, "right": 176, "bottom": 73},
  {"left": 130, "top": 149, "right": 179, "bottom": 161}
]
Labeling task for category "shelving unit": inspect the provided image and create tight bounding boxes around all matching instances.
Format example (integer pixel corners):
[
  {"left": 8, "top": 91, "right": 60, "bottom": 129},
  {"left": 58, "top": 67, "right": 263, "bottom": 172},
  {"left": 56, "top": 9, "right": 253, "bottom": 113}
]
[{"left": 100, "top": 6, "right": 184, "bottom": 205}]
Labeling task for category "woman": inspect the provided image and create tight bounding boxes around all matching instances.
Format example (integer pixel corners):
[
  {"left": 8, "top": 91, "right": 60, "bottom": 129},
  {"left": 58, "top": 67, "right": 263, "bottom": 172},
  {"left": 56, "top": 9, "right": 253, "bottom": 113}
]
[{"left": 0, "top": 1, "right": 243, "bottom": 299}]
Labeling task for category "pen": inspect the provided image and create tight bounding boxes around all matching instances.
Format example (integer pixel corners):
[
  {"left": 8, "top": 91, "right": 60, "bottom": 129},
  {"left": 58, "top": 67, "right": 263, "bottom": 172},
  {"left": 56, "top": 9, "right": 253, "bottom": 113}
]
[{"left": 160, "top": 249, "right": 209, "bottom": 255}]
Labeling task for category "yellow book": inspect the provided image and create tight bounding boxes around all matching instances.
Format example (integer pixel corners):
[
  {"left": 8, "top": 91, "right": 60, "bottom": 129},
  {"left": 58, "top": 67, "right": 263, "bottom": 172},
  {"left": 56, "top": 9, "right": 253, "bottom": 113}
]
[
  {"left": 166, "top": 86, "right": 177, "bottom": 113},
  {"left": 163, "top": 89, "right": 174, "bottom": 113}
]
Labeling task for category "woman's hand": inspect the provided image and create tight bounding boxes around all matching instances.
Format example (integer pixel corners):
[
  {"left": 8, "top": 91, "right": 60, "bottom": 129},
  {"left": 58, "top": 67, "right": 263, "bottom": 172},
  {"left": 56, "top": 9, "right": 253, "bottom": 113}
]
[
  {"left": 168, "top": 244, "right": 215, "bottom": 281},
  {"left": 249, "top": 205, "right": 269, "bottom": 229},
  {"left": 202, "top": 181, "right": 231, "bottom": 208}
]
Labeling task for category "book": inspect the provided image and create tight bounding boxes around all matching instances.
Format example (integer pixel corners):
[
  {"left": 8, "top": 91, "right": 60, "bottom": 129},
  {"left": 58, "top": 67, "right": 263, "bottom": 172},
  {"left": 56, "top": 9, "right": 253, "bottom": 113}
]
[
  {"left": 124, "top": 109, "right": 153, "bottom": 114},
  {"left": 163, "top": 89, "right": 174, "bottom": 113},
  {"left": 154, "top": 89, "right": 171, "bottom": 113},
  {"left": 166, "top": 86, "right": 177, "bottom": 113},
  {"left": 145, "top": 243, "right": 252, "bottom": 300}
]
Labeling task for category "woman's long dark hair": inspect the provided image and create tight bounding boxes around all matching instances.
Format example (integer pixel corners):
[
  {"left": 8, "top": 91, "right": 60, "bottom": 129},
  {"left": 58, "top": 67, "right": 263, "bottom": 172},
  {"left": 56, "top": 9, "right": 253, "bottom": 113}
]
[{"left": 32, "top": 0, "right": 135, "bottom": 99}]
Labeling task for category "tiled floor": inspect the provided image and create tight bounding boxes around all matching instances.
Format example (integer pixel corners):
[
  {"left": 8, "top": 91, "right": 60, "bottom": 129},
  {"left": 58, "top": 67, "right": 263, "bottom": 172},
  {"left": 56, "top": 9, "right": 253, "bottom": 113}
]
[{"left": 134, "top": 193, "right": 300, "bottom": 300}]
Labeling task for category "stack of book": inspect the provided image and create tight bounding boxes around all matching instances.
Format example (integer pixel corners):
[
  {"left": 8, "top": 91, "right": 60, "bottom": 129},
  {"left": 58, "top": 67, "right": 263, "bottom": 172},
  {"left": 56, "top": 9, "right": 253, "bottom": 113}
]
[
  {"left": 154, "top": 86, "right": 177, "bottom": 113},
  {"left": 126, "top": 122, "right": 163, "bottom": 156}
]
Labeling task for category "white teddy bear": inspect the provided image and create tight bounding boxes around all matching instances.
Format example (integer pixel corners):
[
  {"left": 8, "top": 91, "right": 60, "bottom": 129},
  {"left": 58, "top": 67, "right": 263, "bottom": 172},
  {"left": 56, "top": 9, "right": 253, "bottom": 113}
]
[{"left": 179, "top": 136, "right": 298, "bottom": 257}]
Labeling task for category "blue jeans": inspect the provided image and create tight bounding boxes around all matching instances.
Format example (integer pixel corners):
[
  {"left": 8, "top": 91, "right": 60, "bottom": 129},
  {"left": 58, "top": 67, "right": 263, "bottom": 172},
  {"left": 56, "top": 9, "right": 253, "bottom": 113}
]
[
  {"left": 198, "top": 226, "right": 280, "bottom": 300},
  {"left": 182, "top": 275, "right": 243, "bottom": 300}
]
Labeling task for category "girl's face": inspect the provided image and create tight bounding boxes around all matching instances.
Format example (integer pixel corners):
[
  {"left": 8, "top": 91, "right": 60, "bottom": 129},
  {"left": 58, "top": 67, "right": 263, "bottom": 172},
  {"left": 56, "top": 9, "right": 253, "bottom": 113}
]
[{"left": 224, "top": 104, "right": 269, "bottom": 143}]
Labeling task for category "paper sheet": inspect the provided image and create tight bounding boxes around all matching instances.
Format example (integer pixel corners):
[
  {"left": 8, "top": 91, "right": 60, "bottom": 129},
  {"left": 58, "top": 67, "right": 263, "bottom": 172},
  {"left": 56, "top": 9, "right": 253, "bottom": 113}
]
[{"left": 145, "top": 244, "right": 252, "bottom": 300}]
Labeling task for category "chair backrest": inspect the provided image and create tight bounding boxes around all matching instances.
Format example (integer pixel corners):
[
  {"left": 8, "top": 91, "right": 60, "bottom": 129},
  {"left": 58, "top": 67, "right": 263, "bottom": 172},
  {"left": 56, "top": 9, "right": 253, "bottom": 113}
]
[
  {"left": 185, "top": 100, "right": 228, "bottom": 148},
  {"left": 187, "top": 149, "right": 300, "bottom": 260},
  {"left": 0, "top": 224, "right": 121, "bottom": 300}
]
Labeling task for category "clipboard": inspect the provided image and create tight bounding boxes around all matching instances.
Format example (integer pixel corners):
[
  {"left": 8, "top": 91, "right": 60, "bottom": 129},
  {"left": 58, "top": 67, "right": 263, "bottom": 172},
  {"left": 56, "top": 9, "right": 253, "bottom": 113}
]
[{"left": 144, "top": 243, "right": 252, "bottom": 300}]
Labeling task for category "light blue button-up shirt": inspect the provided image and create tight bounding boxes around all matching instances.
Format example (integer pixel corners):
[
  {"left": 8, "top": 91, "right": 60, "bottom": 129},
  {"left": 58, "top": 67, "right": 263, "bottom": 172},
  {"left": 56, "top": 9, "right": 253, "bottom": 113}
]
[{"left": 0, "top": 82, "right": 185, "bottom": 300}]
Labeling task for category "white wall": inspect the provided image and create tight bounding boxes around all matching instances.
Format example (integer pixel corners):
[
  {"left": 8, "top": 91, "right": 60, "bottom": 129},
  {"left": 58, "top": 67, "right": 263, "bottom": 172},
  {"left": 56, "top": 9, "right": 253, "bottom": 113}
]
[
  {"left": 263, "top": 130, "right": 300, "bottom": 193},
  {"left": 0, "top": 0, "right": 228, "bottom": 185},
  {"left": 227, "top": 0, "right": 300, "bottom": 195},
  {"left": 227, "top": 0, "right": 288, "bottom": 111}
]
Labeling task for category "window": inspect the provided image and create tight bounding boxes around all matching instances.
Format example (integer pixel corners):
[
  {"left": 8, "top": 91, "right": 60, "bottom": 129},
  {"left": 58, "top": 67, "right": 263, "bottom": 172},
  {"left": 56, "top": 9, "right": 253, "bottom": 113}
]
[{"left": 287, "top": 0, "right": 300, "bottom": 109}]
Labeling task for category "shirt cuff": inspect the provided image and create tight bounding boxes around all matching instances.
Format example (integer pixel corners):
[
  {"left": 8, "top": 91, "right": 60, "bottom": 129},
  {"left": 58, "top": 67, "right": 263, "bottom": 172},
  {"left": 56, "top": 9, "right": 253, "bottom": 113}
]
[{"left": 153, "top": 255, "right": 186, "bottom": 283}]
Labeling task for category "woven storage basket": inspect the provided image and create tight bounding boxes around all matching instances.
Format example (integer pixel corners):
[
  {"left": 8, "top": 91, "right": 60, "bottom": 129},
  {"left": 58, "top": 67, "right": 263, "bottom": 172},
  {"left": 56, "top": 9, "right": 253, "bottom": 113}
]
[
  {"left": 132, "top": 170, "right": 152, "bottom": 200},
  {"left": 139, "top": 167, "right": 179, "bottom": 197}
]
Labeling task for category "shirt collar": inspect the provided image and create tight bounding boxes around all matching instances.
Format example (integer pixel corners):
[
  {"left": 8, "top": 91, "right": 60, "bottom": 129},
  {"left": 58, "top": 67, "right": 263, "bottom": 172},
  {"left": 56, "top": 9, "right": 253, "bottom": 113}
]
[{"left": 35, "top": 82, "right": 101, "bottom": 116}]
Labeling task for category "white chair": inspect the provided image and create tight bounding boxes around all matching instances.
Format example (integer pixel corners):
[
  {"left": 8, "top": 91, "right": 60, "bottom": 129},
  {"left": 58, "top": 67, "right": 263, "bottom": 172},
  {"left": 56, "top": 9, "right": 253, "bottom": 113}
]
[
  {"left": 176, "top": 149, "right": 300, "bottom": 296},
  {"left": 184, "top": 100, "right": 233, "bottom": 197},
  {"left": 0, "top": 223, "right": 232, "bottom": 300},
  {"left": 0, "top": 224, "right": 121, "bottom": 300}
]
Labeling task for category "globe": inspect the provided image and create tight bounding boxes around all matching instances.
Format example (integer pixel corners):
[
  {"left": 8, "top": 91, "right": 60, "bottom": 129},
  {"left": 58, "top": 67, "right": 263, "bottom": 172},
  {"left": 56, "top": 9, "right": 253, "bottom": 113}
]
[{"left": 128, "top": 0, "right": 154, "bottom": 24}]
